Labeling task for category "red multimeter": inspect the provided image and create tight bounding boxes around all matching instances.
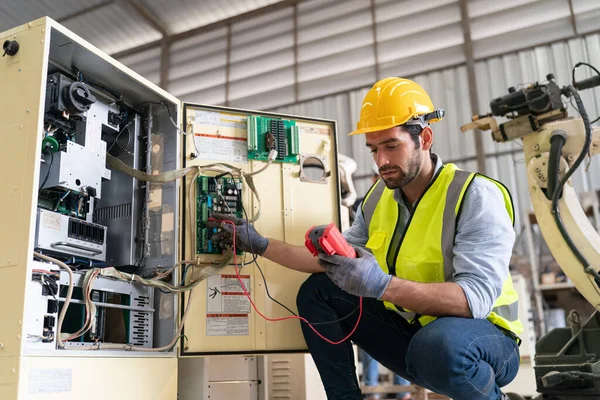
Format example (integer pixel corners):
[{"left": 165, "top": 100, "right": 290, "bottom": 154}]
[{"left": 305, "top": 223, "right": 356, "bottom": 258}]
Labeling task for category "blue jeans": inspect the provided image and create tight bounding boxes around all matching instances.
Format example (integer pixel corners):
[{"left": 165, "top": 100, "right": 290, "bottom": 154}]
[
  {"left": 359, "top": 348, "right": 411, "bottom": 399},
  {"left": 296, "top": 274, "right": 520, "bottom": 400}
]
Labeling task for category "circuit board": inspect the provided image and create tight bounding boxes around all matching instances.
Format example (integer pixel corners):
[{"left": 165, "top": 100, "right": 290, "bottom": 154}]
[
  {"left": 247, "top": 116, "right": 300, "bottom": 164},
  {"left": 196, "top": 176, "right": 243, "bottom": 254},
  {"left": 38, "top": 190, "right": 87, "bottom": 219}
]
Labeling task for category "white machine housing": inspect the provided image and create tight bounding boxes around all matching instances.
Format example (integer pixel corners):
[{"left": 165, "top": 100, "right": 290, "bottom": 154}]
[{"left": 0, "top": 17, "right": 342, "bottom": 400}]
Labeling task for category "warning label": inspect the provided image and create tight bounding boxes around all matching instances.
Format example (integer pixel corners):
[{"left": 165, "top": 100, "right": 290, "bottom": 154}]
[
  {"left": 207, "top": 274, "right": 251, "bottom": 313},
  {"left": 206, "top": 314, "right": 249, "bottom": 336},
  {"left": 206, "top": 274, "right": 251, "bottom": 336},
  {"left": 194, "top": 134, "right": 247, "bottom": 163},
  {"left": 192, "top": 110, "right": 248, "bottom": 163},
  {"left": 195, "top": 110, "right": 247, "bottom": 130}
]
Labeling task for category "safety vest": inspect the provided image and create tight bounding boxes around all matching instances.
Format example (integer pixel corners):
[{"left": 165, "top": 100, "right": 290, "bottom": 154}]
[{"left": 362, "top": 163, "right": 523, "bottom": 337}]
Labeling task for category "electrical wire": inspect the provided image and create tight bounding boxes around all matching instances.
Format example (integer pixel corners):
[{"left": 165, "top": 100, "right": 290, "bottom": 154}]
[
  {"left": 160, "top": 100, "right": 202, "bottom": 158},
  {"left": 34, "top": 252, "right": 204, "bottom": 351},
  {"left": 238, "top": 203, "right": 361, "bottom": 325},
  {"left": 33, "top": 252, "right": 74, "bottom": 349},
  {"left": 96, "top": 255, "right": 232, "bottom": 293},
  {"left": 572, "top": 62, "right": 600, "bottom": 124},
  {"left": 73, "top": 287, "right": 194, "bottom": 352},
  {"left": 217, "top": 219, "right": 363, "bottom": 345},
  {"left": 54, "top": 190, "right": 71, "bottom": 211},
  {"left": 64, "top": 269, "right": 100, "bottom": 341},
  {"left": 250, "top": 257, "right": 360, "bottom": 326},
  {"left": 39, "top": 151, "right": 54, "bottom": 190}
]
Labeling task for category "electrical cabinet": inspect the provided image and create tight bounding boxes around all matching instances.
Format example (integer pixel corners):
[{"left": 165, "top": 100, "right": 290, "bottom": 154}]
[{"left": 0, "top": 17, "right": 341, "bottom": 399}]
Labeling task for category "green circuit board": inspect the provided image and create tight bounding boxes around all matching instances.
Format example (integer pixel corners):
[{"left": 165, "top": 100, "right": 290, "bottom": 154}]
[
  {"left": 38, "top": 190, "right": 86, "bottom": 218},
  {"left": 196, "top": 176, "right": 243, "bottom": 254},
  {"left": 247, "top": 116, "right": 300, "bottom": 164}
]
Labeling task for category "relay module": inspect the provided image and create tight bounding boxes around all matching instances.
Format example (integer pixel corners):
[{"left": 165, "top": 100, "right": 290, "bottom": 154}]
[
  {"left": 247, "top": 116, "right": 300, "bottom": 164},
  {"left": 196, "top": 175, "right": 243, "bottom": 254}
]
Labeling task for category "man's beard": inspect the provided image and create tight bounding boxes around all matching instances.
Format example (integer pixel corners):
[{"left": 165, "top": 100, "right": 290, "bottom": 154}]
[{"left": 379, "top": 151, "right": 422, "bottom": 189}]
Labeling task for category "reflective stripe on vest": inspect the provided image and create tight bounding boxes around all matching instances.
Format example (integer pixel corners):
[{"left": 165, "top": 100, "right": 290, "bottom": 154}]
[
  {"left": 362, "top": 163, "right": 523, "bottom": 337},
  {"left": 492, "top": 302, "right": 519, "bottom": 321}
]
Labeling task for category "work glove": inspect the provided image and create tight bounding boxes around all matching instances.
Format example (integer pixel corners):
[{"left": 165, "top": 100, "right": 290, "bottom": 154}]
[
  {"left": 208, "top": 213, "right": 269, "bottom": 255},
  {"left": 317, "top": 247, "right": 392, "bottom": 299}
]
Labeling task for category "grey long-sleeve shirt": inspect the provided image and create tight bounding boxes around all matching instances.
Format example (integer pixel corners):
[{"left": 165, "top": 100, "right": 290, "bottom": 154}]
[{"left": 343, "top": 155, "right": 515, "bottom": 319}]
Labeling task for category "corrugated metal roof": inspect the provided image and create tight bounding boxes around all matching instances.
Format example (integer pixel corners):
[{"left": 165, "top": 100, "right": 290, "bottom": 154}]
[
  {"left": 142, "top": 0, "right": 281, "bottom": 34},
  {"left": 0, "top": 0, "right": 287, "bottom": 55},
  {"left": 62, "top": 2, "right": 163, "bottom": 55},
  {"left": 0, "top": 0, "right": 107, "bottom": 30}
]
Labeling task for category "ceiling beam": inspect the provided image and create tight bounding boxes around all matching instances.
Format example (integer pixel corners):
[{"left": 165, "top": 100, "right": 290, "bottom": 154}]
[
  {"left": 58, "top": 0, "right": 114, "bottom": 23},
  {"left": 567, "top": 0, "right": 579, "bottom": 36},
  {"left": 160, "top": 38, "right": 171, "bottom": 89},
  {"left": 369, "top": 0, "right": 380, "bottom": 80},
  {"left": 124, "top": 0, "right": 170, "bottom": 36},
  {"left": 459, "top": 0, "right": 487, "bottom": 175},
  {"left": 112, "top": 0, "right": 304, "bottom": 59}
]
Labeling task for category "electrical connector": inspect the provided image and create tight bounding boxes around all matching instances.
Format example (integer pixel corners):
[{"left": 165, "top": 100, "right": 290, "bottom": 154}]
[
  {"left": 267, "top": 149, "right": 278, "bottom": 162},
  {"left": 47, "top": 299, "right": 59, "bottom": 313},
  {"left": 44, "top": 315, "right": 56, "bottom": 329},
  {"left": 42, "top": 330, "right": 54, "bottom": 343}
]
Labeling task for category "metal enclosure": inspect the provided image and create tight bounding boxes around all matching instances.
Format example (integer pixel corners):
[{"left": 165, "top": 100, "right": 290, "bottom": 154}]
[
  {"left": 0, "top": 17, "right": 179, "bottom": 400},
  {"left": 1, "top": 16, "right": 343, "bottom": 400},
  {"left": 95, "top": 113, "right": 144, "bottom": 266}
]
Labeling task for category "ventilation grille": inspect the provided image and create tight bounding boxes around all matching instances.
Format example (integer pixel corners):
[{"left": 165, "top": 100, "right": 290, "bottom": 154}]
[
  {"left": 131, "top": 296, "right": 152, "bottom": 347},
  {"left": 271, "top": 358, "right": 292, "bottom": 399},
  {"left": 128, "top": 294, "right": 151, "bottom": 347},
  {"left": 94, "top": 203, "right": 132, "bottom": 222},
  {"left": 104, "top": 124, "right": 133, "bottom": 157}
]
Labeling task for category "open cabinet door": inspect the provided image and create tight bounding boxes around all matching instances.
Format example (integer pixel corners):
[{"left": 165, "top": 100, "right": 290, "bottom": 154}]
[{"left": 178, "top": 103, "right": 342, "bottom": 356}]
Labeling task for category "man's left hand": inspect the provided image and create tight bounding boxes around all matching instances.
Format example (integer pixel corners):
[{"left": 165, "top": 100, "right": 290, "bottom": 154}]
[{"left": 317, "top": 247, "right": 392, "bottom": 299}]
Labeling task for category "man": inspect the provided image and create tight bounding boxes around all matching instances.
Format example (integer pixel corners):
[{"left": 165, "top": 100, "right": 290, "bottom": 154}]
[{"left": 213, "top": 78, "right": 522, "bottom": 400}]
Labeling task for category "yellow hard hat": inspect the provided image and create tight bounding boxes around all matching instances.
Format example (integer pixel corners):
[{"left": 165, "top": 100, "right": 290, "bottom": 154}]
[{"left": 349, "top": 77, "right": 444, "bottom": 136}]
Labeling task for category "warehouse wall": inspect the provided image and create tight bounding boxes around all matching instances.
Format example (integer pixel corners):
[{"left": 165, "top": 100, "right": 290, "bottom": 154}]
[
  {"left": 118, "top": 0, "right": 600, "bottom": 106},
  {"left": 272, "top": 32, "right": 600, "bottom": 238},
  {"left": 116, "top": 0, "right": 600, "bottom": 236}
]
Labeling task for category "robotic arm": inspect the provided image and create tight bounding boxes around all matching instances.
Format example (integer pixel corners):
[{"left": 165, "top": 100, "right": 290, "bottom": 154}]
[
  {"left": 461, "top": 69, "right": 600, "bottom": 399},
  {"left": 461, "top": 73, "right": 600, "bottom": 311}
]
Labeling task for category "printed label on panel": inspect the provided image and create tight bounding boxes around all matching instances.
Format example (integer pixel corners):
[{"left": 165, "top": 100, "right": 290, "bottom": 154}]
[
  {"left": 193, "top": 134, "right": 248, "bottom": 163},
  {"left": 206, "top": 314, "right": 249, "bottom": 336},
  {"left": 206, "top": 274, "right": 251, "bottom": 336},
  {"left": 29, "top": 369, "right": 72, "bottom": 394}
]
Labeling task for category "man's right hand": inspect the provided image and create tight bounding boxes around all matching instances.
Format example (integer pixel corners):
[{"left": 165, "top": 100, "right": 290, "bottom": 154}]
[{"left": 208, "top": 213, "right": 269, "bottom": 255}]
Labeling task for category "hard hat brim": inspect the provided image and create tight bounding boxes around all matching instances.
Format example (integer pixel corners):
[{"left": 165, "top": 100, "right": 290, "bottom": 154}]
[
  {"left": 348, "top": 122, "right": 399, "bottom": 136},
  {"left": 347, "top": 117, "right": 442, "bottom": 136}
]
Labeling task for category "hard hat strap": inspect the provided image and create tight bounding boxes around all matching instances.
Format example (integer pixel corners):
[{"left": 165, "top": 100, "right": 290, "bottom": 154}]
[
  {"left": 403, "top": 109, "right": 446, "bottom": 129},
  {"left": 404, "top": 116, "right": 428, "bottom": 129},
  {"left": 424, "top": 109, "right": 445, "bottom": 121}
]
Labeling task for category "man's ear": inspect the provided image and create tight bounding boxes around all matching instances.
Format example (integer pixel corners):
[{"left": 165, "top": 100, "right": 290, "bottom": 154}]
[{"left": 420, "top": 126, "right": 433, "bottom": 151}]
